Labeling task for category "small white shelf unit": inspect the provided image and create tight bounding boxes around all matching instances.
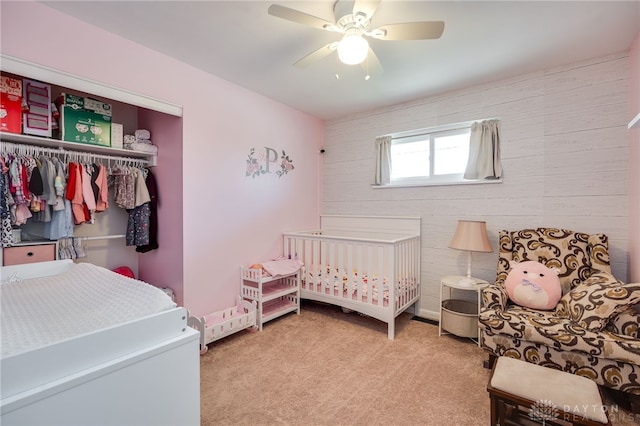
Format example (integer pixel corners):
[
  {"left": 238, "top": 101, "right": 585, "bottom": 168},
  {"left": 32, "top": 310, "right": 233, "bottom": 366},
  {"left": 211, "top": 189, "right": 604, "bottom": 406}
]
[
  {"left": 240, "top": 266, "right": 300, "bottom": 330},
  {"left": 439, "top": 275, "right": 489, "bottom": 347}
]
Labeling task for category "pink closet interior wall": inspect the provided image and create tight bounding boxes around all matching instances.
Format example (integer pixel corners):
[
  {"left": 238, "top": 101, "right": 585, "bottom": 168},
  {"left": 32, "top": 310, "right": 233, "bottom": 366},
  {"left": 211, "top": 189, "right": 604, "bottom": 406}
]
[
  {"left": 629, "top": 32, "right": 640, "bottom": 282},
  {"left": 137, "top": 110, "right": 184, "bottom": 305}
]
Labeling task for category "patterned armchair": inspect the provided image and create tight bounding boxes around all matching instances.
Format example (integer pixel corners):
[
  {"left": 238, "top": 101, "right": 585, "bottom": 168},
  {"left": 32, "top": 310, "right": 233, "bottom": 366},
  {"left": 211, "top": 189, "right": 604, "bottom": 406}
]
[{"left": 479, "top": 228, "right": 640, "bottom": 404}]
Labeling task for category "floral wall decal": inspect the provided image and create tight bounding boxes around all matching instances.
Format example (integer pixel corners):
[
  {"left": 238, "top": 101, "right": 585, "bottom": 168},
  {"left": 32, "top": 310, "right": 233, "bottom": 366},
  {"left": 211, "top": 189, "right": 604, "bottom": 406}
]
[
  {"left": 276, "top": 150, "right": 295, "bottom": 178},
  {"left": 246, "top": 148, "right": 266, "bottom": 178},
  {"left": 246, "top": 147, "right": 295, "bottom": 178}
]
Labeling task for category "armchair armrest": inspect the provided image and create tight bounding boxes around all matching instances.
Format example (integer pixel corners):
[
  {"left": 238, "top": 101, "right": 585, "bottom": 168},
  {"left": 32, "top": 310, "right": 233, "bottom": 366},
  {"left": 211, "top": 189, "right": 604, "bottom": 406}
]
[
  {"left": 608, "top": 306, "right": 640, "bottom": 338},
  {"left": 481, "top": 283, "right": 508, "bottom": 312}
]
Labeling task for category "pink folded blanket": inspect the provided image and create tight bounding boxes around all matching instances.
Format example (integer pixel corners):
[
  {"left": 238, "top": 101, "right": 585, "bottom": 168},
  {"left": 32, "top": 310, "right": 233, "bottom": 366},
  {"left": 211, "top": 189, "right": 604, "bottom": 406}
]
[{"left": 260, "top": 259, "right": 303, "bottom": 278}]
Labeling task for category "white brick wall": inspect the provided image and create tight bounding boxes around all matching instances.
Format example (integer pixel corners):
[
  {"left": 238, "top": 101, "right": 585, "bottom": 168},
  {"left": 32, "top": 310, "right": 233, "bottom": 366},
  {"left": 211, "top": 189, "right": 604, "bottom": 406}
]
[{"left": 322, "top": 52, "right": 630, "bottom": 319}]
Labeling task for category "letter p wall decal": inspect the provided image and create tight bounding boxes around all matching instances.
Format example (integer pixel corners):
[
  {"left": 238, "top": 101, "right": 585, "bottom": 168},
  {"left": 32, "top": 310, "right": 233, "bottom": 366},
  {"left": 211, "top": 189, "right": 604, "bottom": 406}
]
[
  {"left": 246, "top": 147, "right": 295, "bottom": 179},
  {"left": 264, "top": 147, "right": 278, "bottom": 173}
]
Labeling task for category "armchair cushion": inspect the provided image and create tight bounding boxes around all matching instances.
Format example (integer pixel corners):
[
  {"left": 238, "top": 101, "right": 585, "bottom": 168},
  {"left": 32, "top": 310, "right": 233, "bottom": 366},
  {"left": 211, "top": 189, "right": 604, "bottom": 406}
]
[
  {"left": 508, "top": 229, "right": 610, "bottom": 294},
  {"left": 555, "top": 272, "right": 640, "bottom": 331},
  {"left": 479, "top": 303, "right": 640, "bottom": 365},
  {"left": 608, "top": 307, "right": 640, "bottom": 338}
]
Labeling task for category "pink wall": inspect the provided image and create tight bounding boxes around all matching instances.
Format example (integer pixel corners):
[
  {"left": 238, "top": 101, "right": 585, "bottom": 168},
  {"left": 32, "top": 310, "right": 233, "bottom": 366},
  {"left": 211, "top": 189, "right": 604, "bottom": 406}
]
[
  {"left": 629, "top": 32, "right": 640, "bottom": 282},
  {"left": 1, "top": 1, "right": 323, "bottom": 316},
  {"left": 137, "top": 110, "right": 184, "bottom": 303}
]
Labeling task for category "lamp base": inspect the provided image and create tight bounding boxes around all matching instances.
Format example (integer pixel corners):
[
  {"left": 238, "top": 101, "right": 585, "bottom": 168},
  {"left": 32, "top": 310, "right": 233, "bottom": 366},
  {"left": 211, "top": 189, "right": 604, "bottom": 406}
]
[{"left": 458, "top": 277, "right": 477, "bottom": 288}]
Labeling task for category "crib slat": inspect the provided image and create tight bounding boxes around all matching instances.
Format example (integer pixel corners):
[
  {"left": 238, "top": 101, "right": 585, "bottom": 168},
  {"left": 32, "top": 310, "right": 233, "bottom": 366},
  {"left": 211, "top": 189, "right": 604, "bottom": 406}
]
[
  {"left": 355, "top": 243, "right": 362, "bottom": 304},
  {"left": 346, "top": 244, "right": 354, "bottom": 302},
  {"left": 380, "top": 244, "right": 387, "bottom": 307},
  {"left": 313, "top": 239, "right": 320, "bottom": 293}
]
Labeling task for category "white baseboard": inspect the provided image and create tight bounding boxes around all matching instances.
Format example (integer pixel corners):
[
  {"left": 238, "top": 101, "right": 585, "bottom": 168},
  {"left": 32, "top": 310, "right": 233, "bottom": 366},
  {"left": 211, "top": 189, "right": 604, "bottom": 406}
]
[{"left": 416, "top": 308, "right": 439, "bottom": 322}]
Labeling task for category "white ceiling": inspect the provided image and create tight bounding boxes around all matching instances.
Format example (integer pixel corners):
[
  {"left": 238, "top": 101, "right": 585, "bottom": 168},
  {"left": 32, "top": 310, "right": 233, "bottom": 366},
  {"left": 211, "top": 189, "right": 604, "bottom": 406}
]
[{"left": 40, "top": 1, "right": 640, "bottom": 120}]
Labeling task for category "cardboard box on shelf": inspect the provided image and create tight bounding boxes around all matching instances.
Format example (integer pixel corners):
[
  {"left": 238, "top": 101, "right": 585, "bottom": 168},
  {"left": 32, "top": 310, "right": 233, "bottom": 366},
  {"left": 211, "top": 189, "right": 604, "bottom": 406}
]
[
  {"left": 84, "top": 97, "right": 112, "bottom": 116},
  {"left": 57, "top": 93, "right": 112, "bottom": 116},
  {"left": 111, "top": 123, "right": 123, "bottom": 148},
  {"left": 0, "top": 75, "right": 22, "bottom": 134},
  {"left": 56, "top": 93, "right": 111, "bottom": 147},
  {"left": 22, "top": 79, "right": 52, "bottom": 137}
]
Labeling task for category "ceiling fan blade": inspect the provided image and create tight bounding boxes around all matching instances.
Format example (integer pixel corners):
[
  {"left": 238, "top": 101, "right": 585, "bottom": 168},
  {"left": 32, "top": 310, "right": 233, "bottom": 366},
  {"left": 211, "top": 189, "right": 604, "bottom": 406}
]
[
  {"left": 268, "top": 4, "right": 336, "bottom": 31},
  {"left": 353, "top": 0, "right": 380, "bottom": 20},
  {"left": 370, "top": 21, "right": 445, "bottom": 40},
  {"left": 294, "top": 43, "right": 338, "bottom": 68},
  {"left": 361, "top": 47, "right": 383, "bottom": 76}
]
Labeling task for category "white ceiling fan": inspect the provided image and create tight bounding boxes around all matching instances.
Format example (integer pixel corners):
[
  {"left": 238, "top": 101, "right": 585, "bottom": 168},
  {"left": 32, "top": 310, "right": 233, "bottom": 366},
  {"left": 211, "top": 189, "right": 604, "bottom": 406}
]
[{"left": 268, "top": 0, "right": 445, "bottom": 78}]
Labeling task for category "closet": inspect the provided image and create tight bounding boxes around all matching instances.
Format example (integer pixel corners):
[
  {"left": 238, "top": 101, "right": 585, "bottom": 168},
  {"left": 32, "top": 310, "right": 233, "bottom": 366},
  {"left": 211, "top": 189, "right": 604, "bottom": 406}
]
[
  {"left": 1, "top": 139, "right": 151, "bottom": 263},
  {"left": 0, "top": 54, "right": 184, "bottom": 302}
]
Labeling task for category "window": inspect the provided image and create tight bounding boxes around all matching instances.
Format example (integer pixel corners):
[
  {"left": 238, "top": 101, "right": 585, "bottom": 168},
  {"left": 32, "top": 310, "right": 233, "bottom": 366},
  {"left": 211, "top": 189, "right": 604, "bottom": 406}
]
[
  {"left": 373, "top": 119, "right": 502, "bottom": 188},
  {"left": 390, "top": 126, "right": 471, "bottom": 185}
]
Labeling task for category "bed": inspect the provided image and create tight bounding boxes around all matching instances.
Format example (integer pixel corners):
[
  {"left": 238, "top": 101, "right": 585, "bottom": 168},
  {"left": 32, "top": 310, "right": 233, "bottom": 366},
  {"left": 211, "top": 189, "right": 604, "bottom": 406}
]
[
  {"left": 283, "top": 215, "right": 421, "bottom": 339},
  {"left": 0, "top": 259, "right": 200, "bottom": 426}
]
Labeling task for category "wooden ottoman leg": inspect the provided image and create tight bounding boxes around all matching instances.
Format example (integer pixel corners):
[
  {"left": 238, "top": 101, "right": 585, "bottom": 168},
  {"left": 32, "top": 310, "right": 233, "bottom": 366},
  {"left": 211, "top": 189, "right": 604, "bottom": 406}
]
[
  {"left": 630, "top": 393, "right": 640, "bottom": 414},
  {"left": 489, "top": 394, "right": 499, "bottom": 426},
  {"left": 483, "top": 353, "right": 497, "bottom": 369}
]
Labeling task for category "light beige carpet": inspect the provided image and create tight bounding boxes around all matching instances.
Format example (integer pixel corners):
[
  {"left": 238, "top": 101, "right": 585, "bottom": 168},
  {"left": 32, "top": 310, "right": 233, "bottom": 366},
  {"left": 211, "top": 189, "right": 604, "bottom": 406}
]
[{"left": 200, "top": 301, "right": 638, "bottom": 426}]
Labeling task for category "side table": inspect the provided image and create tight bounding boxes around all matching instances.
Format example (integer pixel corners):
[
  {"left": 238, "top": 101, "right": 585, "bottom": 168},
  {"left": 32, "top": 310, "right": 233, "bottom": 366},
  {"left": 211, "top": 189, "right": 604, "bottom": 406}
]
[{"left": 439, "top": 275, "right": 489, "bottom": 346}]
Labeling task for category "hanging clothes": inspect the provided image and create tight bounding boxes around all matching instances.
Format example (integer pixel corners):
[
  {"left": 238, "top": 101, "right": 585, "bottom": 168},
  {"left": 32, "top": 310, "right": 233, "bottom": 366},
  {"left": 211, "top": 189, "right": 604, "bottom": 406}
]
[
  {"left": 126, "top": 167, "right": 151, "bottom": 248},
  {"left": 10, "top": 160, "right": 32, "bottom": 226},
  {"left": 126, "top": 203, "right": 150, "bottom": 247},
  {"left": 1, "top": 157, "right": 13, "bottom": 247},
  {"left": 67, "top": 162, "right": 86, "bottom": 225},
  {"left": 95, "top": 164, "right": 109, "bottom": 212},
  {"left": 52, "top": 157, "right": 66, "bottom": 211},
  {"left": 57, "top": 237, "right": 86, "bottom": 259},
  {"left": 81, "top": 164, "right": 97, "bottom": 224},
  {"left": 136, "top": 169, "right": 159, "bottom": 253},
  {"left": 2, "top": 142, "right": 150, "bottom": 250},
  {"left": 44, "top": 199, "right": 74, "bottom": 240}
]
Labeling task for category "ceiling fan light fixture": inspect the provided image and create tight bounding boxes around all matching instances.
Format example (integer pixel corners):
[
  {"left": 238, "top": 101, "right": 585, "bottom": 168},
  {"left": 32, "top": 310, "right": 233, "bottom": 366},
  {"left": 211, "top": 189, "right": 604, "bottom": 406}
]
[{"left": 337, "top": 33, "right": 369, "bottom": 65}]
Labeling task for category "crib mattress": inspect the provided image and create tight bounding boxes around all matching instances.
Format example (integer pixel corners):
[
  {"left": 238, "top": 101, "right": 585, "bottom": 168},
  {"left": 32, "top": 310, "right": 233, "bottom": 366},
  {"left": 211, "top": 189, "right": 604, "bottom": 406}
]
[
  {"left": 1, "top": 262, "right": 176, "bottom": 357},
  {"left": 301, "top": 266, "right": 415, "bottom": 304}
]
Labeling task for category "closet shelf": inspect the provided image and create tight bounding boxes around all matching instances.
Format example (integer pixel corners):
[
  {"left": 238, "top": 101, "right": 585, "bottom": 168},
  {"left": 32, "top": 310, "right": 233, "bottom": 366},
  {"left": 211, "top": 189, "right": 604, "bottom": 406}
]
[{"left": 0, "top": 131, "right": 157, "bottom": 163}]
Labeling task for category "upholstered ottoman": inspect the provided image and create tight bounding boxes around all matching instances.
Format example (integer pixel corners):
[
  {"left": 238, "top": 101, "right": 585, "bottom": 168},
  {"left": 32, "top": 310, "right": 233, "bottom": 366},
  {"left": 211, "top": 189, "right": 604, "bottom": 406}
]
[{"left": 487, "top": 357, "right": 611, "bottom": 425}]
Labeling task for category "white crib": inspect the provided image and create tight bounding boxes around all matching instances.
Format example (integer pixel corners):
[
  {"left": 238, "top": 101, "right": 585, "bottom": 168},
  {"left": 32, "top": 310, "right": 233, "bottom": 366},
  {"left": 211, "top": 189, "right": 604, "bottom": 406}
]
[{"left": 283, "top": 215, "right": 421, "bottom": 339}]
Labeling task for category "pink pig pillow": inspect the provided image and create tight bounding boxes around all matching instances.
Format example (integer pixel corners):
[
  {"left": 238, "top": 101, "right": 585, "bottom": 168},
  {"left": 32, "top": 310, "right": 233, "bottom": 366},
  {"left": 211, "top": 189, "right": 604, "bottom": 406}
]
[{"left": 505, "top": 261, "right": 562, "bottom": 310}]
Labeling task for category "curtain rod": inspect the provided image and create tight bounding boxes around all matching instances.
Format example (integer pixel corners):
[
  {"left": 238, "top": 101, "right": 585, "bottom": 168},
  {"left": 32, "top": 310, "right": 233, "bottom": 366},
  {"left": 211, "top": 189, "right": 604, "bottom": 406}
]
[
  {"left": 0, "top": 141, "right": 149, "bottom": 167},
  {"left": 385, "top": 117, "right": 500, "bottom": 140}
]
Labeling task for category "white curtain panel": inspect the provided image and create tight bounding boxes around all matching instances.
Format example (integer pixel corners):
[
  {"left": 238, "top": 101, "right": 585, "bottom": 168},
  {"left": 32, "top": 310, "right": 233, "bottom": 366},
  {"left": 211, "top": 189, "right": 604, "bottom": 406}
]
[
  {"left": 464, "top": 119, "right": 503, "bottom": 180},
  {"left": 374, "top": 135, "right": 392, "bottom": 185}
]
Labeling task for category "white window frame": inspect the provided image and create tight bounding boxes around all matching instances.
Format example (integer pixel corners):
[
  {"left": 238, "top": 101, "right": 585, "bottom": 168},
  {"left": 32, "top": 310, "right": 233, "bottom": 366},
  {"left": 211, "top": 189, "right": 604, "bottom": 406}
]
[{"left": 374, "top": 120, "right": 502, "bottom": 188}]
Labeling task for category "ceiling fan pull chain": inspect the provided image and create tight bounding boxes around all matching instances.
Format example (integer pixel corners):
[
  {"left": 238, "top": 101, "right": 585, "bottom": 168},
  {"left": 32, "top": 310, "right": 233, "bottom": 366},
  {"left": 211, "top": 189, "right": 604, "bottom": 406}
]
[{"left": 365, "top": 55, "right": 371, "bottom": 81}]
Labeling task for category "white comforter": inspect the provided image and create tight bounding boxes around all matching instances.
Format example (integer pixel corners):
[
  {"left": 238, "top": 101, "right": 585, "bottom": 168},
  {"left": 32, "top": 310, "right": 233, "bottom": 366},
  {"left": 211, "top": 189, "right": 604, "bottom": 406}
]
[{"left": 1, "top": 262, "right": 176, "bottom": 357}]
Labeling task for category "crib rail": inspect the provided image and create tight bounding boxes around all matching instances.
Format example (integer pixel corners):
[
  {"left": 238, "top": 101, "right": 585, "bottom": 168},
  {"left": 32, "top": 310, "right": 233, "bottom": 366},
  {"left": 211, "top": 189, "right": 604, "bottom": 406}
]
[{"left": 283, "top": 231, "right": 421, "bottom": 315}]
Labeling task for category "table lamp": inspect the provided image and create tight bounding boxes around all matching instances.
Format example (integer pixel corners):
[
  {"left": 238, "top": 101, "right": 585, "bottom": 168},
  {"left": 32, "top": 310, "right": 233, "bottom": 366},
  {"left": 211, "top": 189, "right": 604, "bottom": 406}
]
[{"left": 449, "top": 220, "right": 493, "bottom": 287}]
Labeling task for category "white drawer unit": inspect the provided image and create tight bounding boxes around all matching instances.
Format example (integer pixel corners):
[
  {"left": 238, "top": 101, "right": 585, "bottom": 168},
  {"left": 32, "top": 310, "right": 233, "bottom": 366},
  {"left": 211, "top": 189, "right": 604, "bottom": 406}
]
[{"left": 2, "top": 242, "right": 57, "bottom": 266}]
